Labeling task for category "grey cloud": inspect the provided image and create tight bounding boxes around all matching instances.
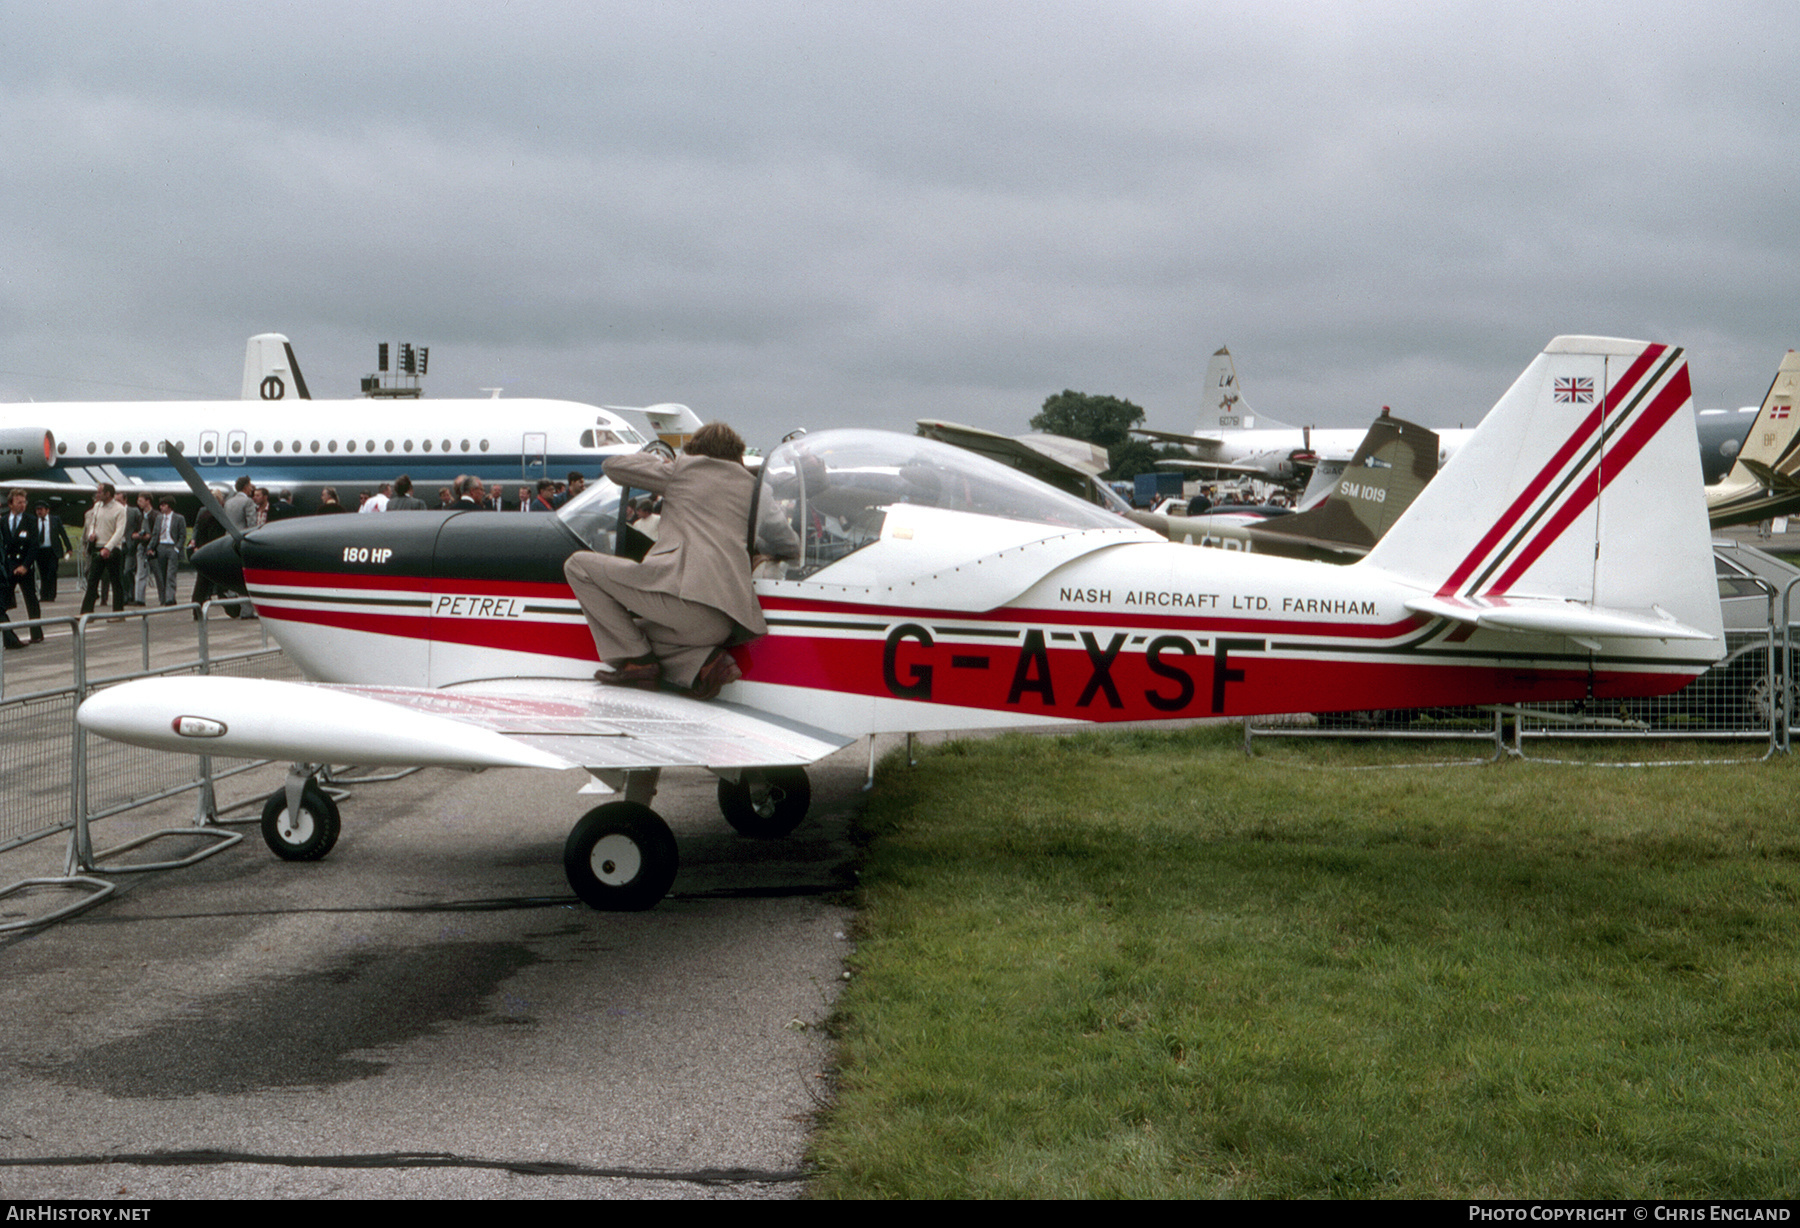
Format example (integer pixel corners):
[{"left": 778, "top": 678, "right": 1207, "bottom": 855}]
[{"left": 3, "top": 0, "right": 1798, "bottom": 438}]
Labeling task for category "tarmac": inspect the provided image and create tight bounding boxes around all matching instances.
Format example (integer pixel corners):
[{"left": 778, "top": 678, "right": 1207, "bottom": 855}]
[{"left": 0, "top": 583, "right": 880, "bottom": 1200}]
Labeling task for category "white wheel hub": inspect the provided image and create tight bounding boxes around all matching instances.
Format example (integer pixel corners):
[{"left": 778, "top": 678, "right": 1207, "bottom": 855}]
[
  {"left": 590, "top": 833, "right": 642, "bottom": 886},
  {"left": 277, "top": 808, "right": 314, "bottom": 844}
]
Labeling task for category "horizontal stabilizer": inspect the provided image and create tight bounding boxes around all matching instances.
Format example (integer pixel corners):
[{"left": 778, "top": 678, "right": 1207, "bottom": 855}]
[
  {"left": 1737, "top": 458, "right": 1800, "bottom": 492},
  {"left": 1404, "top": 596, "right": 1715, "bottom": 641}
]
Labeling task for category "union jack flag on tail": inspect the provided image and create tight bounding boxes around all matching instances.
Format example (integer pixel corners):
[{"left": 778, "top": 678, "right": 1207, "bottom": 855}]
[{"left": 1553, "top": 376, "right": 1594, "bottom": 403}]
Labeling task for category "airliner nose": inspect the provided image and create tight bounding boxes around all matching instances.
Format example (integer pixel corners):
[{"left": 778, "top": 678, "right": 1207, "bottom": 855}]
[{"left": 192, "top": 535, "right": 246, "bottom": 594}]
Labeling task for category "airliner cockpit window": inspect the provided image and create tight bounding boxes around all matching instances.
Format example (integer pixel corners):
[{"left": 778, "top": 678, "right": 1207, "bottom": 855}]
[{"left": 753, "top": 429, "right": 1122, "bottom": 577}]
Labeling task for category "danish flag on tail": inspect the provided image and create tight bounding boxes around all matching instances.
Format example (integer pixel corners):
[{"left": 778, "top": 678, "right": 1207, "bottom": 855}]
[{"left": 1362, "top": 337, "right": 1723, "bottom": 650}]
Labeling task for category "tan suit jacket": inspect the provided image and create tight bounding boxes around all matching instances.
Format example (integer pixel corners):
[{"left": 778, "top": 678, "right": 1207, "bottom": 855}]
[{"left": 601, "top": 452, "right": 767, "bottom": 637}]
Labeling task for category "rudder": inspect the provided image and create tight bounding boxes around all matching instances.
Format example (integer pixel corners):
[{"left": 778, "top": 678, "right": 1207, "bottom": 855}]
[{"left": 1362, "top": 336, "right": 1718, "bottom": 643}]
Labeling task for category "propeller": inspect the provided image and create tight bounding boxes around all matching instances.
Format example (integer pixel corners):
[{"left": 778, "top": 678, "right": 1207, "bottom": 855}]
[{"left": 160, "top": 441, "right": 246, "bottom": 546}]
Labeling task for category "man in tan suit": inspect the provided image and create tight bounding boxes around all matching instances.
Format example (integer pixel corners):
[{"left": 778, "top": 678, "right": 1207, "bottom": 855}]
[{"left": 564, "top": 423, "right": 766, "bottom": 699}]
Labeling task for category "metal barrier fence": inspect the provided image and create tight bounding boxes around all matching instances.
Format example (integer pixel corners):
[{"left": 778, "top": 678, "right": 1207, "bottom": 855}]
[
  {"left": 0, "top": 603, "right": 298, "bottom": 930},
  {"left": 1246, "top": 575, "right": 1794, "bottom": 759}
]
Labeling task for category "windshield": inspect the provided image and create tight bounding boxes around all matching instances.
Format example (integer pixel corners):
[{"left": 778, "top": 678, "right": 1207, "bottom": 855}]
[
  {"left": 557, "top": 477, "right": 627, "bottom": 553},
  {"left": 754, "top": 429, "right": 1127, "bottom": 576},
  {"left": 1095, "top": 481, "right": 1133, "bottom": 515}
]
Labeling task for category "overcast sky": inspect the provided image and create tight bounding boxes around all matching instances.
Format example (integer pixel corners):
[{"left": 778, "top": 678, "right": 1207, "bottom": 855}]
[{"left": 4, "top": 0, "right": 1796, "bottom": 442}]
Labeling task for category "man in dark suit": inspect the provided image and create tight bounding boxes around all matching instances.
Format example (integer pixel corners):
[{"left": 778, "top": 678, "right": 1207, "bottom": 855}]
[
  {"left": 187, "top": 496, "right": 242, "bottom": 618},
  {"left": 32, "top": 502, "right": 68, "bottom": 602},
  {"left": 144, "top": 496, "right": 187, "bottom": 606},
  {"left": 452, "top": 474, "right": 483, "bottom": 507},
  {"left": 3, "top": 488, "right": 42, "bottom": 645},
  {"left": 127, "top": 492, "right": 154, "bottom": 605}
]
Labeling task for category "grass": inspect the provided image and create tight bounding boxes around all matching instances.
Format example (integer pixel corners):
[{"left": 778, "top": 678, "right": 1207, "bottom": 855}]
[{"left": 808, "top": 725, "right": 1800, "bottom": 1198}]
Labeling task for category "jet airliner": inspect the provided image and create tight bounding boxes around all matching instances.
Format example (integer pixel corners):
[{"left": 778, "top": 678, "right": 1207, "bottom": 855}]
[{"left": 1, "top": 334, "right": 674, "bottom": 507}]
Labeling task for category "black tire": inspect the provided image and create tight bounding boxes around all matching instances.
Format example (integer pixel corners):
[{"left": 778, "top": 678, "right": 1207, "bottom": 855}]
[
  {"left": 1745, "top": 670, "right": 1791, "bottom": 731},
  {"left": 716, "top": 767, "right": 812, "bottom": 839},
  {"left": 563, "top": 801, "right": 679, "bottom": 911},
  {"left": 260, "top": 784, "right": 341, "bottom": 862}
]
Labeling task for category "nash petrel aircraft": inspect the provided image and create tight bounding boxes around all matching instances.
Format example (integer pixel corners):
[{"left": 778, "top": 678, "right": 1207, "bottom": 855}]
[{"left": 78, "top": 336, "right": 1723, "bottom": 911}]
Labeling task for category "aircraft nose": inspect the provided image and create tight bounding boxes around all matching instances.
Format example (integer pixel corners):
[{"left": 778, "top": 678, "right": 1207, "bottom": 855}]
[{"left": 192, "top": 535, "right": 246, "bottom": 594}]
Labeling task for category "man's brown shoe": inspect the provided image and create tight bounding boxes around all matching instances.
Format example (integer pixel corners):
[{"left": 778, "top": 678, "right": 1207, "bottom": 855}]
[
  {"left": 689, "top": 649, "right": 741, "bottom": 700},
  {"left": 595, "top": 660, "right": 661, "bottom": 690}
]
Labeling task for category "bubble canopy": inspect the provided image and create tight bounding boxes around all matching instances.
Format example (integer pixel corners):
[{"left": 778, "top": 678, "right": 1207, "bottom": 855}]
[
  {"left": 752, "top": 429, "right": 1131, "bottom": 574},
  {"left": 556, "top": 429, "right": 1130, "bottom": 567}
]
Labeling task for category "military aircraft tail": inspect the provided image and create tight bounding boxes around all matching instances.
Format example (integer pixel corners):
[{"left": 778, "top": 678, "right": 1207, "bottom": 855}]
[
  {"left": 1704, "top": 349, "right": 1800, "bottom": 528},
  {"left": 1362, "top": 336, "right": 1721, "bottom": 645},
  {"left": 240, "top": 333, "right": 311, "bottom": 402},
  {"left": 1249, "top": 412, "right": 1438, "bottom": 556},
  {"left": 1193, "top": 344, "right": 1269, "bottom": 431}
]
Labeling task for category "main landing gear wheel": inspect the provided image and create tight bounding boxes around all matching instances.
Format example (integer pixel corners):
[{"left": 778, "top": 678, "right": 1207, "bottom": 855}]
[
  {"left": 564, "top": 801, "right": 679, "bottom": 911},
  {"left": 260, "top": 784, "right": 341, "bottom": 861},
  {"left": 717, "top": 767, "right": 812, "bottom": 839}
]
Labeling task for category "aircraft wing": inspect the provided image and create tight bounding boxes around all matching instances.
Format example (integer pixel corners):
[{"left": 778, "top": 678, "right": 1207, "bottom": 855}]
[
  {"left": 1133, "top": 427, "right": 1226, "bottom": 453},
  {"left": 10, "top": 475, "right": 197, "bottom": 499},
  {"left": 77, "top": 675, "right": 855, "bottom": 772},
  {"left": 914, "top": 419, "right": 1108, "bottom": 500},
  {"left": 1152, "top": 457, "right": 1275, "bottom": 477}
]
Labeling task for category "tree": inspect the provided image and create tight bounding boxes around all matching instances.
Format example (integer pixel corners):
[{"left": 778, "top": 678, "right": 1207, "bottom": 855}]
[
  {"left": 1030, "top": 391, "right": 1145, "bottom": 450},
  {"left": 1103, "top": 438, "right": 1191, "bottom": 483},
  {"left": 1030, "top": 390, "right": 1183, "bottom": 480}
]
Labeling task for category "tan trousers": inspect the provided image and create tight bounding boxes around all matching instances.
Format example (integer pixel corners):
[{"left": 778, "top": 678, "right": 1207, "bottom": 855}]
[{"left": 563, "top": 552, "right": 733, "bottom": 688}]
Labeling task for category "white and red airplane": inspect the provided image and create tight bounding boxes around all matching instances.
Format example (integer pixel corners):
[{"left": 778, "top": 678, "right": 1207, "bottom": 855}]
[{"left": 78, "top": 336, "right": 1723, "bottom": 911}]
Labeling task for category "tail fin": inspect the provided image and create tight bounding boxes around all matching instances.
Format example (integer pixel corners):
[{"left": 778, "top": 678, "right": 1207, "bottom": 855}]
[
  {"left": 1704, "top": 349, "right": 1800, "bottom": 527},
  {"left": 630, "top": 403, "right": 704, "bottom": 450},
  {"left": 1197, "top": 344, "right": 1296, "bottom": 433},
  {"left": 1251, "top": 412, "right": 1438, "bottom": 556},
  {"left": 1363, "top": 337, "right": 1719, "bottom": 644},
  {"left": 240, "top": 333, "right": 311, "bottom": 401}
]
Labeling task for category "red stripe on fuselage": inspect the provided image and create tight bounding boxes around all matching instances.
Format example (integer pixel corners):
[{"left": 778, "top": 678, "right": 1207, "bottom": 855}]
[
  {"left": 246, "top": 568, "right": 572, "bottom": 599},
  {"left": 256, "top": 602, "right": 597, "bottom": 659},
  {"left": 739, "top": 629, "right": 1702, "bottom": 720}
]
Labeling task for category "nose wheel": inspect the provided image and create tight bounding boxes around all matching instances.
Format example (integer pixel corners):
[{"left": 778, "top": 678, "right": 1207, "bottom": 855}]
[{"left": 564, "top": 801, "right": 679, "bottom": 911}]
